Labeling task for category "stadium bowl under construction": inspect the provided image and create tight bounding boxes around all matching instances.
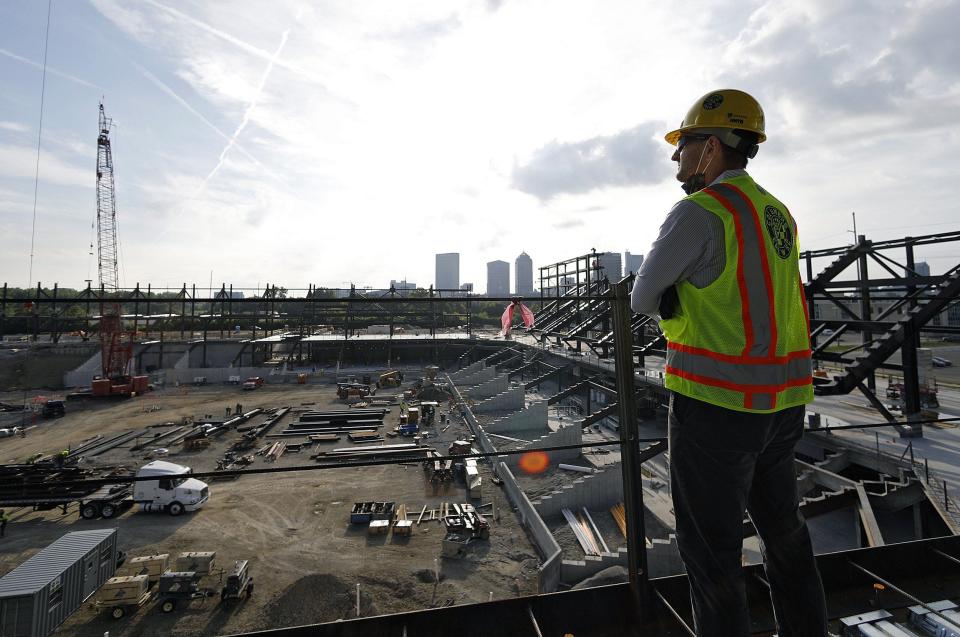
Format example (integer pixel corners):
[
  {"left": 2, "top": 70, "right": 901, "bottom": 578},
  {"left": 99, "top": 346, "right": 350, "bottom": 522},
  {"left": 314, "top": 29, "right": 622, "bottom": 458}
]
[{"left": 1, "top": 236, "right": 960, "bottom": 637}]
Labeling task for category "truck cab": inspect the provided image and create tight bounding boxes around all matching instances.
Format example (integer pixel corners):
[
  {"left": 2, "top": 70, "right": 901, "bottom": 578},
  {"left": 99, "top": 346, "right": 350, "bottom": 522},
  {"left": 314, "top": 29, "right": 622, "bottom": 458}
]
[{"left": 133, "top": 461, "right": 209, "bottom": 516}]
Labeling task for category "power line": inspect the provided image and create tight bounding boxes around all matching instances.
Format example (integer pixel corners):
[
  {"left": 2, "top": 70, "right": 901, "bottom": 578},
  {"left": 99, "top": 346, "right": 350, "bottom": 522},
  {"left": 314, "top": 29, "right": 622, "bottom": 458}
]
[{"left": 27, "top": 0, "right": 53, "bottom": 287}]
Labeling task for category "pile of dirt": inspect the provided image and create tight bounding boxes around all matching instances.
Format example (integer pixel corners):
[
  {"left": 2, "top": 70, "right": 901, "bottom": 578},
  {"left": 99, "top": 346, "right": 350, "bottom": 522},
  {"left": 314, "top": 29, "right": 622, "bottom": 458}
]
[{"left": 262, "top": 574, "right": 378, "bottom": 627}]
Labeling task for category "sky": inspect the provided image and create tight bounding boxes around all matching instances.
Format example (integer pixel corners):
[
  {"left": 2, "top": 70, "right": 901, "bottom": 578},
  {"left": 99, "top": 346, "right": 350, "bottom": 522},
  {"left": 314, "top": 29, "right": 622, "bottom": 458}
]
[{"left": 1, "top": 0, "right": 959, "bottom": 294}]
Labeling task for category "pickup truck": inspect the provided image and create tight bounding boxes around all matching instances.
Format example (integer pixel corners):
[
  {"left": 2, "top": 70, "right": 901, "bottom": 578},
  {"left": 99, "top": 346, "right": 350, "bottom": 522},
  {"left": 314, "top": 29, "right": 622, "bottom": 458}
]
[{"left": 242, "top": 377, "right": 264, "bottom": 390}]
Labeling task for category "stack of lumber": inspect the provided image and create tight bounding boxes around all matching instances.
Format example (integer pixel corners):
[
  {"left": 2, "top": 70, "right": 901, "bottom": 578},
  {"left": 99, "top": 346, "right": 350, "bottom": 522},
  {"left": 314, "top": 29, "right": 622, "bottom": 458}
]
[
  {"left": 610, "top": 503, "right": 627, "bottom": 538},
  {"left": 563, "top": 508, "right": 610, "bottom": 556},
  {"left": 263, "top": 441, "right": 286, "bottom": 462}
]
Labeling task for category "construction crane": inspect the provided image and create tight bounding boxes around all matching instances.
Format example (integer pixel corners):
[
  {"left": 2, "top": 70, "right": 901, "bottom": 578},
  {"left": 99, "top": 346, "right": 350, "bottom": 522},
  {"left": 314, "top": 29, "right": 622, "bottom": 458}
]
[{"left": 92, "top": 102, "right": 144, "bottom": 397}]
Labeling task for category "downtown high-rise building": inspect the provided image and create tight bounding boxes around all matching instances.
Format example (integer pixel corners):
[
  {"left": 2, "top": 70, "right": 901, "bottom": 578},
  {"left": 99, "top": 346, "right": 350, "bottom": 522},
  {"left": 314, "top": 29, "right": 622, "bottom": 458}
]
[
  {"left": 515, "top": 251, "right": 533, "bottom": 295},
  {"left": 487, "top": 260, "right": 510, "bottom": 297},
  {"left": 435, "top": 253, "right": 460, "bottom": 291},
  {"left": 624, "top": 251, "right": 644, "bottom": 275},
  {"left": 597, "top": 252, "right": 622, "bottom": 281}
]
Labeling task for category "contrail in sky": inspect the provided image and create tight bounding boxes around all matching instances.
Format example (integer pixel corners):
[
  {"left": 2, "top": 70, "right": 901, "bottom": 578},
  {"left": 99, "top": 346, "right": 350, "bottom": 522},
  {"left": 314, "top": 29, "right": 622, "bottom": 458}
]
[
  {"left": 199, "top": 27, "right": 292, "bottom": 189},
  {"left": 131, "top": 61, "right": 279, "bottom": 179},
  {"left": 0, "top": 47, "right": 100, "bottom": 89}
]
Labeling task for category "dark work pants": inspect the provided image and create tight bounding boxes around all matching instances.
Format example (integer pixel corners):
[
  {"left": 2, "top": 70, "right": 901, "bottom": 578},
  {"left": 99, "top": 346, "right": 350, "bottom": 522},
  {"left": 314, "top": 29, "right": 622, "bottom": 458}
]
[{"left": 669, "top": 393, "right": 827, "bottom": 636}]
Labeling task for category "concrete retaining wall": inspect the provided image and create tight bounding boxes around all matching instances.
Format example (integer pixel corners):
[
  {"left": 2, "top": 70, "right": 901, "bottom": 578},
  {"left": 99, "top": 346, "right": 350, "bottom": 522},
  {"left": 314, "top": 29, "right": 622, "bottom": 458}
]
[
  {"left": 466, "top": 374, "right": 509, "bottom": 399},
  {"left": 449, "top": 360, "right": 485, "bottom": 381},
  {"left": 474, "top": 386, "right": 525, "bottom": 413},
  {"left": 485, "top": 401, "right": 548, "bottom": 434},
  {"left": 504, "top": 424, "right": 582, "bottom": 469},
  {"left": 448, "top": 375, "right": 562, "bottom": 593},
  {"left": 457, "top": 366, "right": 497, "bottom": 387},
  {"left": 534, "top": 462, "right": 624, "bottom": 519}
]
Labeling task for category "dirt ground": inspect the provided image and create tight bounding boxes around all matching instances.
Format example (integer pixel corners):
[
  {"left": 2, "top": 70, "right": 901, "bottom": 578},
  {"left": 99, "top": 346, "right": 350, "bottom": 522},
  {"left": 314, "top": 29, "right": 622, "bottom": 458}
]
[{"left": 0, "top": 382, "right": 540, "bottom": 636}]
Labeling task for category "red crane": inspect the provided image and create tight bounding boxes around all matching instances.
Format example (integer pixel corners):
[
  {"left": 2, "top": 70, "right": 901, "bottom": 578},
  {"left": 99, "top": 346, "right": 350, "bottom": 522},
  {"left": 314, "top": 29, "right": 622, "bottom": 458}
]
[{"left": 93, "top": 103, "right": 143, "bottom": 396}]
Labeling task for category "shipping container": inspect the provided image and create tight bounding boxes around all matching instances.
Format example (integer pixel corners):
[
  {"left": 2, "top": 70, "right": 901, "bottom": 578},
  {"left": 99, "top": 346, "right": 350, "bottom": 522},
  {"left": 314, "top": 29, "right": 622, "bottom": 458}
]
[{"left": 0, "top": 529, "right": 118, "bottom": 637}]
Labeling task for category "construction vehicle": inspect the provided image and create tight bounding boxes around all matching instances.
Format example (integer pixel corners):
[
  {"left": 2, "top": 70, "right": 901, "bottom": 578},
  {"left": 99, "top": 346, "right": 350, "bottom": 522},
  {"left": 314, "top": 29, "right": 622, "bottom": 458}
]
[
  {"left": 40, "top": 400, "right": 65, "bottom": 419},
  {"left": 379, "top": 370, "right": 403, "bottom": 388},
  {"left": 441, "top": 503, "right": 489, "bottom": 558},
  {"left": 220, "top": 560, "right": 254, "bottom": 601},
  {"left": 337, "top": 383, "right": 371, "bottom": 400},
  {"left": 156, "top": 571, "right": 213, "bottom": 612},
  {"left": 90, "top": 103, "right": 150, "bottom": 399}
]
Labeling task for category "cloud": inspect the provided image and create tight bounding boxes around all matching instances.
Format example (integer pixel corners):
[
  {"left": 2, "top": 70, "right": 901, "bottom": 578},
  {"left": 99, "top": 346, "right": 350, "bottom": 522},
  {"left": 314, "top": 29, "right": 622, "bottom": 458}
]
[
  {"left": 0, "top": 121, "right": 29, "bottom": 133},
  {"left": 0, "top": 143, "right": 88, "bottom": 187},
  {"left": 552, "top": 218, "right": 584, "bottom": 230},
  {"left": 511, "top": 122, "right": 670, "bottom": 201}
]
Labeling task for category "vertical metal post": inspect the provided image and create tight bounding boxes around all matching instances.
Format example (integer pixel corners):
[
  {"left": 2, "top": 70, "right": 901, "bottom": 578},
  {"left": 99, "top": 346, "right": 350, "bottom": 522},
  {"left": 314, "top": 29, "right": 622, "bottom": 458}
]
[
  {"left": 902, "top": 239, "right": 922, "bottom": 436},
  {"left": 856, "top": 235, "right": 875, "bottom": 391},
  {"left": 0, "top": 282, "right": 6, "bottom": 341},
  {"left": 611, "top": 279, "right": 649, "bottom": 617}
]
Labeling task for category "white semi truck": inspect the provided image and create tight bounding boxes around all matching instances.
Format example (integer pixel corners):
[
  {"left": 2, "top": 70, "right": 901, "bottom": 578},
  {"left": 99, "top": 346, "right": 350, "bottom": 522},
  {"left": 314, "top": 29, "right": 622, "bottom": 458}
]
[{"left": 132, "top": 460, "right": 210, "bottom": 515}]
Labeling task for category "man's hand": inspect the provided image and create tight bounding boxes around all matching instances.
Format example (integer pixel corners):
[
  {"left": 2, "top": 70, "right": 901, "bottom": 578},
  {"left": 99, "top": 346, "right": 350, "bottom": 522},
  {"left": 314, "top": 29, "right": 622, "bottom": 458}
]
[{"left": 659, "top": 285, "right": 680, "bottom": 319}]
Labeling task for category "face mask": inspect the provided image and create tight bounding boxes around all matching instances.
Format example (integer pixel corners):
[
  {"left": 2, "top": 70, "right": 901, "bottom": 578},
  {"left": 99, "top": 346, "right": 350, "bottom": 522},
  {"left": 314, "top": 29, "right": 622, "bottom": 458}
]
[{"left": 681, "top": 142, "right": 713, "bottom": 195}]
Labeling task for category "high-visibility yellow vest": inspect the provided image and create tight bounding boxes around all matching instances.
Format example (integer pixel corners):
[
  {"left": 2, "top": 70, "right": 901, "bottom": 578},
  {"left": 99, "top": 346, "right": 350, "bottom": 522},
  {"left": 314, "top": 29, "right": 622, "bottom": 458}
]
[{"left": 660, "top": 174, "right": 813, "bottom": 413}]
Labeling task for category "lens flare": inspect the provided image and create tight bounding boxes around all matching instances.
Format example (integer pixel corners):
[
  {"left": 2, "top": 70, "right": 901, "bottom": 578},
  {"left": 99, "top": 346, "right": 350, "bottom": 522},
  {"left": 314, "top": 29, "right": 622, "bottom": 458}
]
[{"left": 518, "top": 450, "right": 549, "bottom": 474}]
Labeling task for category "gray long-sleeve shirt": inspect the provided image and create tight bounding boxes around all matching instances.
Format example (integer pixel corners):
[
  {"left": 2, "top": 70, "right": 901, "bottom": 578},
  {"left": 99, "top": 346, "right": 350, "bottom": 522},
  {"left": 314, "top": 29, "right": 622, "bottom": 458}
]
[{"left": 630, "top": 169, "right": 748, "bottom": 317}]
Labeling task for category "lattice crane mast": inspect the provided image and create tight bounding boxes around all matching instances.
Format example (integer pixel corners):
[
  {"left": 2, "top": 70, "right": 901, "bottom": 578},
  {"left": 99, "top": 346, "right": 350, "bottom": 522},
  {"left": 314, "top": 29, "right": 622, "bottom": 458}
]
[{"left": 95, "top": 102, "right": 133, "bottom": 387}]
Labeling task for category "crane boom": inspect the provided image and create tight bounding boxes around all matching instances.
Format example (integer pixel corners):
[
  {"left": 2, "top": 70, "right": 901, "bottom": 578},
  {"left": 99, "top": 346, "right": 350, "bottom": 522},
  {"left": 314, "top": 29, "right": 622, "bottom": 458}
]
[{"left": 95, "top": 102, "right": 131, "bottom": 383}]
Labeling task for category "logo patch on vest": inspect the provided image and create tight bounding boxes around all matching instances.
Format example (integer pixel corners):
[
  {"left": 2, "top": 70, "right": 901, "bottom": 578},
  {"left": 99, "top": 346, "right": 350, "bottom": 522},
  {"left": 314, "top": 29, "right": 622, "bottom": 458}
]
[{"left": 764, "top": 205, "right": 793, "bottom": 259}]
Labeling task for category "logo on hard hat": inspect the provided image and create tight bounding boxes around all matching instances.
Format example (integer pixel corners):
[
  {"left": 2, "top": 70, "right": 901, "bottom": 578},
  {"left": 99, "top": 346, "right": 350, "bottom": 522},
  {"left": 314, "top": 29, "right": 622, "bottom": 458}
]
[
  {"left": 702, "top": 94, "right": 724, "bottom": 110},
  {"left": 764, "top": 206, "right": 793, "bottom": 259}
]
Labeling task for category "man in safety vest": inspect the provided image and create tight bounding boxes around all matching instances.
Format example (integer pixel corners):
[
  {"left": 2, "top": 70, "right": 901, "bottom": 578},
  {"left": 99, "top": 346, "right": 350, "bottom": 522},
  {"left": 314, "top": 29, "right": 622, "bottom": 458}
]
[{"left": 631, "top": 89, "right": 827, "bottom": 636}]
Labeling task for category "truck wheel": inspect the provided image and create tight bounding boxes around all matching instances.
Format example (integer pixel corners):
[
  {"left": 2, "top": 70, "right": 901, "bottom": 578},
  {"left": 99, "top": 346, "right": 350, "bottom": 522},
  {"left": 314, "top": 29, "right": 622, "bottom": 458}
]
[
  {"left": 246, "top": 584, "right": 254, "bottom": 597},
  {"left": 111, "top": 607, "right": 125, "bottom": 619},
  {"left": 81, "top": 504, "right": 98, "bottom": 519},
  {"left": 101, "top": 503, "right": 116, "bottom": 519},
  {"left": 480, "top": 528, "right": 489, "bottom": 540},
  {"left": 161, "top": 600, "right": 176, "bottom": 613},
  {"left": 168, "top": 502, "right": 184, "bottom": 516},
  {"left": 220, "top": 589, "right": 227, "bottom": 601}
]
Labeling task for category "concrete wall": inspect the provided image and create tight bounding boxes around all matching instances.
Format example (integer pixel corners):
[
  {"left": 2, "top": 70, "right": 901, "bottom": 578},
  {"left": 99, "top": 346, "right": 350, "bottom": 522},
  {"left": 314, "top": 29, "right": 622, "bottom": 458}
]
[
  {"left": 466, "top": 373, "right": 509, "bottom": 399},
  {"left": 449, "top": 360, "right": 485, "bottom": 381},
  {"left": 474, "top": 386, "right": 525, "bottom": 413},
  {"left": 534, "top": 462, "right": 624, "bottom": 519},
  {"left": 457, "top": 366, "right": 497, "bottom": 387},
  {"left": 448, "top": 375, "right": 562, "bottom": 593},
  {"left": 485, "top": 401, "right": 548, "bottom": 434},
  {"left": 504, "top": 424, "right": 582, "bottom": 469}
]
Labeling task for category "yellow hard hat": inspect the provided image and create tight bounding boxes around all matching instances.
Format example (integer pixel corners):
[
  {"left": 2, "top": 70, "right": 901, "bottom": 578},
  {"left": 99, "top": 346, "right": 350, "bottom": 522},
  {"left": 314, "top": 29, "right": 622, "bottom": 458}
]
[{"left": 665, "top": 89, "right": 766, "bottom": 146}]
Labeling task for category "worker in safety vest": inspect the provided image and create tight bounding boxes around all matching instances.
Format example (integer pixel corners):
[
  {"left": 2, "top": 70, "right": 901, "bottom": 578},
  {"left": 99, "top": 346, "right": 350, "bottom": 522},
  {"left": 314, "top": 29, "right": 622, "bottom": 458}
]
[{"left": 631, "top": 89, "right": 826, "bottom": 636}]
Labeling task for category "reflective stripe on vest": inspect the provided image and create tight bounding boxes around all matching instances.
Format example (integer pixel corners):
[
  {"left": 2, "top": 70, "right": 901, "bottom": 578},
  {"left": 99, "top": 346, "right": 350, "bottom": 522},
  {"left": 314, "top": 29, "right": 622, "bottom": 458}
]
[{"left": 661, "top": 177, "right": 813, "bottom": 412}]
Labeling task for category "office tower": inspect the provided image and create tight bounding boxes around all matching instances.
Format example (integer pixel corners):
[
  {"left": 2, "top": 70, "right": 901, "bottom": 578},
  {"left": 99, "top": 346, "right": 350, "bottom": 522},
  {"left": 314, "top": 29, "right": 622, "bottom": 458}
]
[
  {"left": 624, "top": 251, "right": 644, "bottom": 275},
  {"left": 487, "top": 260, "right": 510, "bottom": 297},
  {"left": 435, "top": 253, "right": 460, "bottom": 291},
  {"left": 597, "top": 252, "right": 622, "bottom": 281},
  {"left": 515, "top": 252, "right": 533, "bottom": 295}
]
